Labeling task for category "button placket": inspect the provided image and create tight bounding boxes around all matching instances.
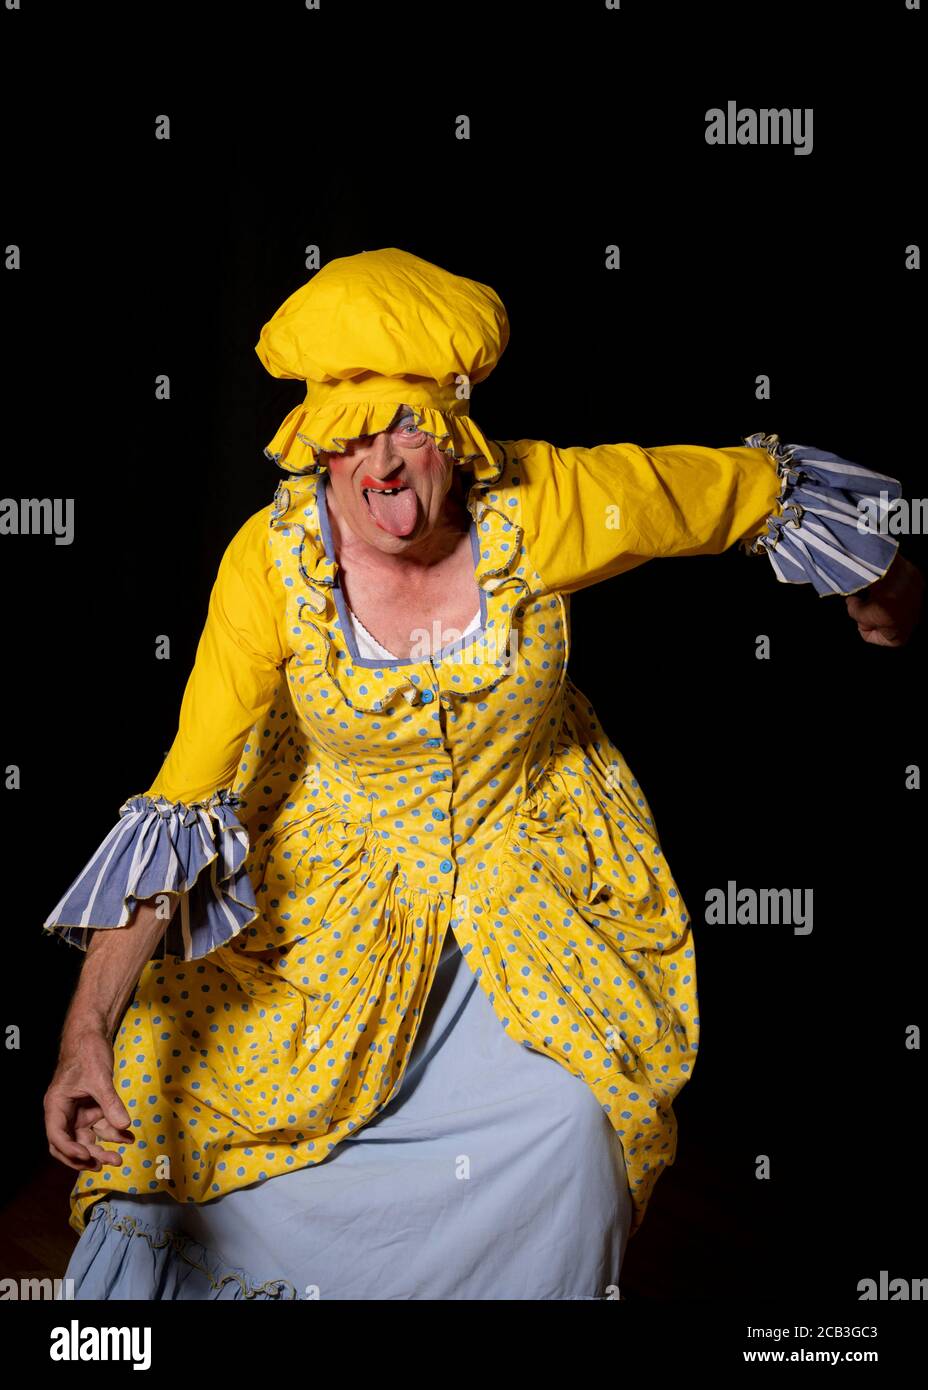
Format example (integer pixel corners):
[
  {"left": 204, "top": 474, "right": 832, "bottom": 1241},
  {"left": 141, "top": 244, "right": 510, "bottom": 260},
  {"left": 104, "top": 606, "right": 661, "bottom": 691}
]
[{"left": 435, "top": 695, "right": 458, "bottom": 884}]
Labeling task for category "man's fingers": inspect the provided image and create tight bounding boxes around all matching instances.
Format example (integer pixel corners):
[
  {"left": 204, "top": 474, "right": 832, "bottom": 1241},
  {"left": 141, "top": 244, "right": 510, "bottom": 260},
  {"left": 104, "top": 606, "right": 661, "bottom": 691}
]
[
  {"left": 88, "top": 1116, "right": 134, "bottom": 1144},
  {"left": 44, "top": 1096, "right": 88, "bottom": 1157},
  {"left": 846, "top": 556, "right": 923, "bottom": 645},
  {"left": 96, "top": 1085, "right": 132, "bottom": 1132},
  {"left": 45, "top": 1115, "right": 95, "bottom": 1166},
  {"left": 48, "top": 1141, "right": 96, "bottom": 1172},
  {"left": 74, "top": 1126, "right": 125, "bottom": 1166},
  {"left": 846, "top": 593, "right": 886, "bottom": 623},
  {"left": 860, "top": 626, "right": 903, "bottom": 648},
  {"left": 45, "top": 1085, "right": 131, "bottom": 1171},
  {"left": 846, "top": 597, "right": 907, "bottom": 645}
]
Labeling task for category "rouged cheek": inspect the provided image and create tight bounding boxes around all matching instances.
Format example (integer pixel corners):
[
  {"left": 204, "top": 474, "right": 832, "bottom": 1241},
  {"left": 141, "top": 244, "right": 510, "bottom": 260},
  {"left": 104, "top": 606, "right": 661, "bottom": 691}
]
[{"left": 420, "top": 445, "right": 455, "bottom": 480}]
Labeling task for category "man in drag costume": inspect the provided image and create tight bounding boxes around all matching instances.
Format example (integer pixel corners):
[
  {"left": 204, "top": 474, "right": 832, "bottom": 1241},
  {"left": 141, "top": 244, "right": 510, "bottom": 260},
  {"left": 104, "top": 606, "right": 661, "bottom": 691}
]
[{"left": 42, "top": 248, "right": 922, "bottom": 1299}]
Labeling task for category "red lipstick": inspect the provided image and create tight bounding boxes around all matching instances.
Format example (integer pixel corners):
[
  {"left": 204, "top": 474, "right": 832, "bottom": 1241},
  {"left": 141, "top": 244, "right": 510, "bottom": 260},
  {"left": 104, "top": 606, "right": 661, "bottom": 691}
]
[{"left": 360, "top": 475, "right": 405, "bottom": 491}]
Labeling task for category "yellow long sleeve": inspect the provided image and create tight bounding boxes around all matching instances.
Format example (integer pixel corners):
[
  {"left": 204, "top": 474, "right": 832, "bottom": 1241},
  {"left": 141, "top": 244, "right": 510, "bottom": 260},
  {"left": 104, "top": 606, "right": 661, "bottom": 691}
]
[
  {"left": 142, "top": 504, "right": 289, "bottom": 806},
  {"left": 508, "top": 437, "right": 783, "bottom": 594}
]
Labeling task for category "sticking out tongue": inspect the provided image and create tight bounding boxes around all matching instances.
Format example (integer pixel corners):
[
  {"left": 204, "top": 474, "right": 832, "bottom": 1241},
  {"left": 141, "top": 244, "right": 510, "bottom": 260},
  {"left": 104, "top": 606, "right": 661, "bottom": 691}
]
[{"left": 364, "top": 486, "right": 419, "bottom": 537}]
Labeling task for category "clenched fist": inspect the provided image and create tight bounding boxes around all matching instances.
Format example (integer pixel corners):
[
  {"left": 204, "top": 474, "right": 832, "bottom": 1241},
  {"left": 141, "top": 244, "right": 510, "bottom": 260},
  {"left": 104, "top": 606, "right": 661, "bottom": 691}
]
[{"left": 846, "top": 552, "right": 924, "bottom": 648}]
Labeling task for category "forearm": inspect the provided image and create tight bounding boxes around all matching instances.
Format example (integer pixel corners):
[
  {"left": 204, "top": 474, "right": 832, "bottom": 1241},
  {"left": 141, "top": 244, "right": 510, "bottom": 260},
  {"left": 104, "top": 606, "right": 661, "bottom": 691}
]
[{"left": 61, "top": 894, "right": 179, "bottom": 1043}]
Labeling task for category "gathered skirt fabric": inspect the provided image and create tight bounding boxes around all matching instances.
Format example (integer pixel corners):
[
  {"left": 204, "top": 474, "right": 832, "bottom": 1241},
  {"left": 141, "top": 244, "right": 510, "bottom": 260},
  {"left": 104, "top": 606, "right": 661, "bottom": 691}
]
[{"left": 62, "top": 931, "right": 633, "bottom": 1300}]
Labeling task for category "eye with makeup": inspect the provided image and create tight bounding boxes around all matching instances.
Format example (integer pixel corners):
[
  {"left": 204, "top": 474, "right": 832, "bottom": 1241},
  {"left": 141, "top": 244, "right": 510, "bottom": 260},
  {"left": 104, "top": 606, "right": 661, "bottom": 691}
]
[{"left": 395, "top": 419, "right": 427, "bottom": 444}]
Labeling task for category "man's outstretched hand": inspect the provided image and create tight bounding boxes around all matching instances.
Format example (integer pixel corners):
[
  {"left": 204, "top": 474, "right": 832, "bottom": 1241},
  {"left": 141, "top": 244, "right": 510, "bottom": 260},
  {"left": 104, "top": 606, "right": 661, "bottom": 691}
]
[{"left": 846, "top": 552, "right": 924, "bottom": 647}]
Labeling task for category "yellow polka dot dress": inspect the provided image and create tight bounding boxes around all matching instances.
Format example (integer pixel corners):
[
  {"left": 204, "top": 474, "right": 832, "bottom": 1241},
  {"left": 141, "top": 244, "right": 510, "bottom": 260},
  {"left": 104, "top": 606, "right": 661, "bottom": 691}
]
[
  {"left": 43, "top": 249, "right": 903, "bottom": 1282},
  {"left": 45, "top": 414, "right": 900, "bottom": 1258}
]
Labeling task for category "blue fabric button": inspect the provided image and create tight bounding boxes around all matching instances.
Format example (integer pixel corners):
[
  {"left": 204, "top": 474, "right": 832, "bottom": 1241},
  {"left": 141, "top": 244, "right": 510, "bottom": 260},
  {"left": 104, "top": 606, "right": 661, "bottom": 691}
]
[
  {"left": 424, "top": 738, "right": 442, "bottom": 749},
  {"left": 420, "top": 689, "right": 434, "bottom": 704},
  {"left": 430, "top": 771, "right": 448, "bottom": 783},
  {"left": 439, "top": 859, "right": 453, "bottom": 873},
  {"left": 432, "top": 809, "right": 446, "bottom": 820}
]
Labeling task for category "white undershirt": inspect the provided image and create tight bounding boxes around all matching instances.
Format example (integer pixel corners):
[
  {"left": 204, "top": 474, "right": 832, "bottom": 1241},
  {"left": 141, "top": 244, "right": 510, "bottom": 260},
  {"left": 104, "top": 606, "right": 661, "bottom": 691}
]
[{"left": 347, "top": 607, "right": 481, "bottom": 661}]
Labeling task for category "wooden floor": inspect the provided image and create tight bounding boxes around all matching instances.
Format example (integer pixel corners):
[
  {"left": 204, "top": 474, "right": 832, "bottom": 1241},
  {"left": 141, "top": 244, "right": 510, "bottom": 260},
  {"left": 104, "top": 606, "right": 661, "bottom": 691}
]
[
  {"left": 0, "top": 1144, "right": 771, "bottom": 1298},
  {"left": 1, "top": 1161, "right": 79, "bottom": 1284}
]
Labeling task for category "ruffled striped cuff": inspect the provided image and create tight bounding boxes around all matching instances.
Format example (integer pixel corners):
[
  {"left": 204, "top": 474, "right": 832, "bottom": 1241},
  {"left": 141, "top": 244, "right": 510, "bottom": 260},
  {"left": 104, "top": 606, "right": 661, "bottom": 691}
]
[
  {"left": 42, "top": 787, "right": 258, "bottom": 962},
  {"left": 742, "top": 432, "right": 902, "bottom": 596}
]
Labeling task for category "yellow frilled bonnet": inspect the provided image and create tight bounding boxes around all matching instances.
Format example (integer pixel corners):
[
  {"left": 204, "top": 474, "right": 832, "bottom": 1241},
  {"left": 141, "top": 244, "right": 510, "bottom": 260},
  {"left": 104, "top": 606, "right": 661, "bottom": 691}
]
[{"left": 255, "top": 247, "right": 510, "bottom": 482}]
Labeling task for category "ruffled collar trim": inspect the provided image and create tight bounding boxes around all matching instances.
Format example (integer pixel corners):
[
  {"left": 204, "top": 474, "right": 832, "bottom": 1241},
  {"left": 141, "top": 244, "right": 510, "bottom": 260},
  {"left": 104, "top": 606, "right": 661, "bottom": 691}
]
[{"left": 268, "top": 466, "right": 527, "bottom": 710}]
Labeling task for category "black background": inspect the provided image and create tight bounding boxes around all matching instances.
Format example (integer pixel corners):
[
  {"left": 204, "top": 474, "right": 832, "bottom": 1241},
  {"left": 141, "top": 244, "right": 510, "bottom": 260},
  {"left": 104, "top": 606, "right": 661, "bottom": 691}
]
[{"left": 1, "top": 0, "right": 924, "bottom": 1322}]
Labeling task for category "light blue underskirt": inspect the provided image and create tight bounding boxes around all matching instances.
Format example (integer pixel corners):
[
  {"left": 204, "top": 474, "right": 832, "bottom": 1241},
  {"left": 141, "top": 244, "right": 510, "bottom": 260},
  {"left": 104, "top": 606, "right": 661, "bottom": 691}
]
[{"left": 61, "top": 931, "right": 632, "bottom": 1300}]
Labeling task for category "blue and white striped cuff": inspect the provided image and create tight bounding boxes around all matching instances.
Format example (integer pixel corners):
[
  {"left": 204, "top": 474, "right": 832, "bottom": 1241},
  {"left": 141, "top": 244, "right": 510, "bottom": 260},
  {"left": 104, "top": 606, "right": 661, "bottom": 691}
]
[
  {"left": 42, "top": 787, "right": 258, "bottom": 962},
  {"left": 742, "top": 432, "right": 902, "bottom": 596}
]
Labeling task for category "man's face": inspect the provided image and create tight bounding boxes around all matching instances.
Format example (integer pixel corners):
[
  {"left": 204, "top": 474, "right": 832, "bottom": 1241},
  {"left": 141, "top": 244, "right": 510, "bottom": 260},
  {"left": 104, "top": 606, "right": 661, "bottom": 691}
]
[{"left": 323, "top": 407, "right": 458, "bottom": 553}]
